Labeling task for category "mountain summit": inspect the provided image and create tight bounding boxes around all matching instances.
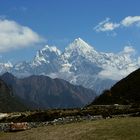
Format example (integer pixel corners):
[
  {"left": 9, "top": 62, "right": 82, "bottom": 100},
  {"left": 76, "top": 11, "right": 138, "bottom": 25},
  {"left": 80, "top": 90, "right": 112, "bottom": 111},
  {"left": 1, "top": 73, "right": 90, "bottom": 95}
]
[
  {"left": 64, "top": 38, "right": 97, "bottom": 62},
  {"left": 32, "top": 45, "right": 61, "bottom": 66},
  {"left": 66, "top": 38, "right": 94, "bottom": 51}
]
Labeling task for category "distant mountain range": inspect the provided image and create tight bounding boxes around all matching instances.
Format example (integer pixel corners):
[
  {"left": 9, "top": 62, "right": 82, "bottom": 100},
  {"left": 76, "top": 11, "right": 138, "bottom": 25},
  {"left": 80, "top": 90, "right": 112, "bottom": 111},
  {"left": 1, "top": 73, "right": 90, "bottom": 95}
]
[
  {"left": 0, "top": 78, "right": 27, "bottom": 112},
  {"left": 91, "top": 68, "right": 140, "bottom": 105},
  {"left": 0, "top": 38, "right": 139, "bottom": 94},
  {"left": 1, "top": 72, "right": 96, "bottom": 109}
]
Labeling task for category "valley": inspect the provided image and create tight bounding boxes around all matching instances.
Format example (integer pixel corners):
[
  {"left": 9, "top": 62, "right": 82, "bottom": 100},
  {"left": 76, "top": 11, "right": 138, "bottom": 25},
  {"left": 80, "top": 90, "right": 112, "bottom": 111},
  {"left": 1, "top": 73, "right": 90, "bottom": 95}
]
[
  {"left": 0, "top": 1, "right": 140, "bottom": 139},
  {"left": 1, "top": 67, "right": 140, "bottom": 139}
]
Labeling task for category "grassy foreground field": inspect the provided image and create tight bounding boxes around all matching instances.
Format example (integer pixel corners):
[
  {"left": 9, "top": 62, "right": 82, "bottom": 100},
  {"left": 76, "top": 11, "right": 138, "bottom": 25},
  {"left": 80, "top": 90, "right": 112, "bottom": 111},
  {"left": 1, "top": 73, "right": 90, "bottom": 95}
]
[{"left": 0, "top": 117, "right": 140, "bottom": 140}]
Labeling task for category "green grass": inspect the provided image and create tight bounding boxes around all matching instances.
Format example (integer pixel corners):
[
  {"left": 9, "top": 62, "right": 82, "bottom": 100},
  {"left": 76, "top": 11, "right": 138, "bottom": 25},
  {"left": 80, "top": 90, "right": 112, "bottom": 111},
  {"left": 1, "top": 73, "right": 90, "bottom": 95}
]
[{"left": 0, "top": 117, "right": 140, "bottom": 140}]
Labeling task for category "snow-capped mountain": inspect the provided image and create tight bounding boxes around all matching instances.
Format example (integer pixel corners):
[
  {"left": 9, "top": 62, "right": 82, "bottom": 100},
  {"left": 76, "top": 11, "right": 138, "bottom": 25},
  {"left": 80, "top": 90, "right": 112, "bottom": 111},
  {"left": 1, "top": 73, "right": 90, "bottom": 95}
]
[
  {"left": 0, "top": 38, "right": 139, "bottom": 94},
  {"left": 30, "top": 45, "right": 62, "bottom": 75},
  {"left": 0, "top": 62, "right": 13, "bottom": 74},
  {"left": 32, "top": 45, "right": 61, "bottom": 67}
]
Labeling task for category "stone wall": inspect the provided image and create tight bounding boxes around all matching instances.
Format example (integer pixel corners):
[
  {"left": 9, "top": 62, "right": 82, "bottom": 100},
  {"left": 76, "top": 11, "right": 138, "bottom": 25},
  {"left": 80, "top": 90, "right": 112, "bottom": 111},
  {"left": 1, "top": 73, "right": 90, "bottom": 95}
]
[{"left": 0, "top": 115, "right": 103, "bottom": 132}]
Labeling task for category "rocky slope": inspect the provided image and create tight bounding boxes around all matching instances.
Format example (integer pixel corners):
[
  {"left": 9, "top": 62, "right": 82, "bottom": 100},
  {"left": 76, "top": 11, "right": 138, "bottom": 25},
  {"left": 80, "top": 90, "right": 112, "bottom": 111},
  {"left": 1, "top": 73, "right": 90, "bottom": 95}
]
[
  {"left": 0, "top": 78, "right": 27, "bottom": 112},
  {"left": 1, "top": 72, "right": 96, "bottom": 109},
  {"left": 91, "top": 68, "right": 140, "bottom": 105}
]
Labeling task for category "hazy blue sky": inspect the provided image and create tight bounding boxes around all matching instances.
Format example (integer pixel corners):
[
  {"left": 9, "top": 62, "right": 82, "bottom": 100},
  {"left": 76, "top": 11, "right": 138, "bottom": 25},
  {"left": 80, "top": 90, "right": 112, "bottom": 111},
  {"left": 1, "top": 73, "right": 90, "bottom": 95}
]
[{"left": 0, "top": 0, "right": 140, "bottom": 62}]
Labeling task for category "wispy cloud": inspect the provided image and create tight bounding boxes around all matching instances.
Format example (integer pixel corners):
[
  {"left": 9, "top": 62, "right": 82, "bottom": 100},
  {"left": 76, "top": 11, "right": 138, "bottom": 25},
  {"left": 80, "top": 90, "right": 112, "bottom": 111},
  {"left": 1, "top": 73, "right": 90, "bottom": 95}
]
[
  {"left": 94, "top": 16, "right": 140, "bottom": 32},
  {"left": 121, "top": 16, "right": 140, "bottom": 27},
  {"left": 0, "top": 18, "right": 43, "bottom": 52},
  {"left": 11, "top": 6, "right": 28, "bottom": 12},
  {"left": 20, "top": 6, "right": 27, "bottom": 12},
  {"left": 0, "top": 15, "right": 7, "bottom": 19},
  {"left": 94, "top": 18, "right": 120, "bottom": 32},
  {"left": 98, "top": 45, "right": 139, "bottom": 80}
]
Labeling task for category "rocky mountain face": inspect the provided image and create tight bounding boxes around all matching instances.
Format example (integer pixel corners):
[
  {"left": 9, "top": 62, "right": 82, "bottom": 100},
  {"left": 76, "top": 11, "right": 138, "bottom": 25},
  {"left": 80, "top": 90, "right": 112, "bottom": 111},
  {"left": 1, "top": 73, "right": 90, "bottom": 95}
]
[
  {"left": 0, "top": 38, "right": 139, "bottom": 94},
  {"left": 91, "top": 68, "right": 140, "bottom": 105},
  {"left": 1, "top": 72, "right": 96, "bottom": 109},
  {"left": 0, "top": 78, "right": 27, "bottom": 112}
]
